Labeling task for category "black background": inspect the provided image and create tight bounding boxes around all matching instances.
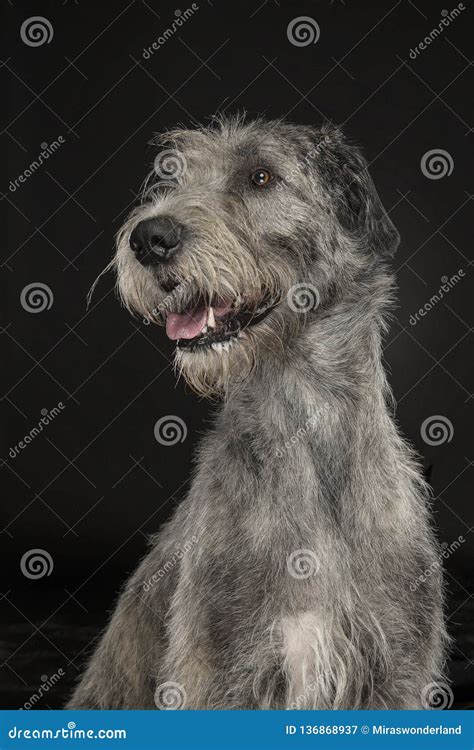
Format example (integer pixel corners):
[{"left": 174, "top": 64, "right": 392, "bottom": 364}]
[{"left": 2, "top": 0, "right": 472, "bottom": 709}]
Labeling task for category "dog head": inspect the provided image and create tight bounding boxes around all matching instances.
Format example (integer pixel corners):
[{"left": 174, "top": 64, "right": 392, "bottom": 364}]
[{"left": 114, "top": 116, "right": 399, "bottom": 396}]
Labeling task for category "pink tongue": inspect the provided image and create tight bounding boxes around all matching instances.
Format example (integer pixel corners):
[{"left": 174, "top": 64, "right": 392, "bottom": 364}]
[{"left": 166, "top": 305, "right": 207, "bottom": 340}]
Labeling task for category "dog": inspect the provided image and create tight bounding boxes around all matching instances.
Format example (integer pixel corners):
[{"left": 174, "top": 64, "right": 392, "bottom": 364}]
[{"left": 67, "top": 116, "right": 448, "bottom": 709}]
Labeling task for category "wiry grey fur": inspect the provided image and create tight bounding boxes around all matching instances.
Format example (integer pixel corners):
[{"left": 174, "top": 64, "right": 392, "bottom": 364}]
[{"left": 68, "top": 116, "right": 448, "bottom": 710}]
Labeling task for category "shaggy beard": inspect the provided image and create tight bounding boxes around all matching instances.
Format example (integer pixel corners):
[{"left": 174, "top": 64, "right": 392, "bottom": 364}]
[
  {"left": 97, "top": 204, "right": 377, "bottom": 400},
  {"left": 174, "top": 308, "right": 302, "bottom": 399},
  {"left": 113, "top": 186, "right": 302, "bottom": 314},
  {"left": 111, "top": 200, "right": 304, "bottom": 398},
  {"left": 174, "top": 338, "right": 254, "bottom": 399}
]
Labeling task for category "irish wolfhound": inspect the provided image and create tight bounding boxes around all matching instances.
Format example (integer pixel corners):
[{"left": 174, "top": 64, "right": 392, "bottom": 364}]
[{"left": 68, "top": 116, "right": 448, "bottom": 710}]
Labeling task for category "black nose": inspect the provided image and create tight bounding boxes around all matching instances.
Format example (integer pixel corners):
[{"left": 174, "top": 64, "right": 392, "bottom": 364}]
[{"left": 129, "top": 216, "right": 183, "bottom": 265}]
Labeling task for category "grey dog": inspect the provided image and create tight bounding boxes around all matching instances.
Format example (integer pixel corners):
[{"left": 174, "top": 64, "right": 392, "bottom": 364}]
[{"left": 68, "top": 116, "right": 448, "bottom": 709}]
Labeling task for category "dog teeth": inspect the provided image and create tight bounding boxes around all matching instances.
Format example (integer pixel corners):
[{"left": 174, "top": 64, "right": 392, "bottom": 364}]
[{"left": 207, "top": 307, "right": 216, "bottom": 329}]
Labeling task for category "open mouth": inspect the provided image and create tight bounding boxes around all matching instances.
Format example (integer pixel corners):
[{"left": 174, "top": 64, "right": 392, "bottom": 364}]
[{"left": 165, "top": 295, "right": 277, "bottom": 352}]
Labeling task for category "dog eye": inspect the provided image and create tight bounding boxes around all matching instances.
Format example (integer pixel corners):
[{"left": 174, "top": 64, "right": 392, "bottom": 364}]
[{"left": 250, "top": 168, "right": 274, "bottom": 187}]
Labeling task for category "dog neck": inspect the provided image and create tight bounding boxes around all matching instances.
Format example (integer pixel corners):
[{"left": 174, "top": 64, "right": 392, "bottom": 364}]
[
  {"left": 231, "top": 290, "right": 391, "bottom": 416},
  {"left": 210, "top": 294, "right": 400, "bottom": 509},
  {"left": 193, "top": 287, "right": 420, "bottom": 549}
]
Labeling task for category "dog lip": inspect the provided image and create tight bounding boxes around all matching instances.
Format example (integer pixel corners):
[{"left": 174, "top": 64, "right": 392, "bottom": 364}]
[
  {"left": 177, "top": 316, "right": 241, "bottom": 351},
  {"left": 176, "top": 296, "right": 278, "bottom": 351}
]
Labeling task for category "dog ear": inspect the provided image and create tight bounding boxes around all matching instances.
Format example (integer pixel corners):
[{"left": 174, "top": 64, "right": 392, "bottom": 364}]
[{"left": 318, "top": 129, "right": 400, "bottom": 256}]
